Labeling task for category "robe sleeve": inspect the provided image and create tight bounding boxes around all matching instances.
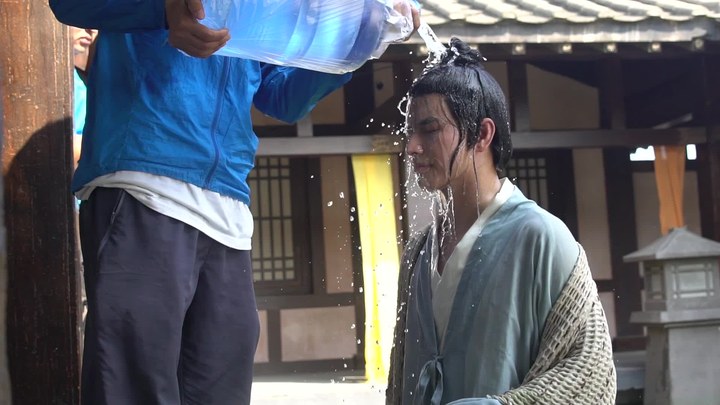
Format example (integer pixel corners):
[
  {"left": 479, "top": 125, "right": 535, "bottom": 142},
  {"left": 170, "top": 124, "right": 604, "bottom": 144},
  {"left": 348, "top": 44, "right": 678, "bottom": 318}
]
[
  {"left": 386, "top": 227, "right": 431, "bottom": 405},
  {"left": 493, "top": 247, "right": 617, "bottom": 405}
]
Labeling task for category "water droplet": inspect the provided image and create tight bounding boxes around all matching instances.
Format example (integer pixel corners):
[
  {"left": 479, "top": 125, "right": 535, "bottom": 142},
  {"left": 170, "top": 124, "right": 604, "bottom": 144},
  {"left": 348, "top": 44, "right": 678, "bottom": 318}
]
[
  {"left": 327, "top": 201, "right": 334, "bottom": 207},
  {"left": 339, "top": 192, "right": 345, "bottom": 199}
]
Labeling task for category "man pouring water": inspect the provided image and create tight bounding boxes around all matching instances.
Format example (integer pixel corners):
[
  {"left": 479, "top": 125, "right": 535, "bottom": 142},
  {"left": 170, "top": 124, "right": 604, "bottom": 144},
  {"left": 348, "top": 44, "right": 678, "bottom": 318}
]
[{"left": 49, "top": 0, "right": 419, "bottom": 403}]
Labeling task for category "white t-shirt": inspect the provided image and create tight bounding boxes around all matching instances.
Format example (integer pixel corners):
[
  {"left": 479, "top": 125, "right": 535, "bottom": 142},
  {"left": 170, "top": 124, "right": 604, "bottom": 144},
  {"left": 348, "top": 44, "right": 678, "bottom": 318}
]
[{"left": 76, "top": 171, "right": 253, "bottom": 250}]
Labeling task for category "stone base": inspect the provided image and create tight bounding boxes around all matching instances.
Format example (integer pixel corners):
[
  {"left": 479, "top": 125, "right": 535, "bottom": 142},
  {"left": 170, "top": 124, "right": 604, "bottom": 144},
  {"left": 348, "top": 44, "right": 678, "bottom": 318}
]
[{"left": 643, "top": 322, "right": 720, "bottom": 405}]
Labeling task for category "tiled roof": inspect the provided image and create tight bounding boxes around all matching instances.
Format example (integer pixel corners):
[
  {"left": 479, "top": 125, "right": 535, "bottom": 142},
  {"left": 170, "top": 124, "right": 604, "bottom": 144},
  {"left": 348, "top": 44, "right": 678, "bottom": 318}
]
[
  {"left": 418, "top": 0, "right": 720, "bottom": 26},
  {"left": 415, "top": 0, "right": 720, "bottom": 43}
]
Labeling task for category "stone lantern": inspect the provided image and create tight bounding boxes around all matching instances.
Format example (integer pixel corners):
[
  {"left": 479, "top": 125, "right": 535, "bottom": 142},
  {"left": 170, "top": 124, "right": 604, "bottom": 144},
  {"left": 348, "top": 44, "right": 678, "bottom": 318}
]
[{"left": 624, "top": 227, "right": 720, "bottom": 405}]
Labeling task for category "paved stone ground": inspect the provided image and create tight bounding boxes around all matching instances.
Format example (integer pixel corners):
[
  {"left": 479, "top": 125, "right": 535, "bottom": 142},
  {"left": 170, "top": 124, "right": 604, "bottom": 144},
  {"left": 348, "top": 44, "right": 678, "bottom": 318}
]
[
  {"left": 251, "top": 373, "right": 385, "bottom": 405},
  {"left": 250, "top": 352, "right": 646, "bottom": 404}
]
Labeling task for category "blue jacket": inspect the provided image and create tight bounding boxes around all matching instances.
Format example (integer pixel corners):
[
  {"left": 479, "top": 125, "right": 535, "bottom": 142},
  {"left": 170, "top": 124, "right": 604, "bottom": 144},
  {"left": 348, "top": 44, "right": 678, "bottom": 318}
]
[{"left": 51, "top": 0, "right": 352, "bottom": 204}]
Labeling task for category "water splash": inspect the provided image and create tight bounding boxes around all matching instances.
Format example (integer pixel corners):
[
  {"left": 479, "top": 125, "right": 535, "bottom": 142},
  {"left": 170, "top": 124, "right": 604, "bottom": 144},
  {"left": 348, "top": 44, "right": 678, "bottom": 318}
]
[{"left": 417, "top": 22, "right": 446, "bottom": 66}]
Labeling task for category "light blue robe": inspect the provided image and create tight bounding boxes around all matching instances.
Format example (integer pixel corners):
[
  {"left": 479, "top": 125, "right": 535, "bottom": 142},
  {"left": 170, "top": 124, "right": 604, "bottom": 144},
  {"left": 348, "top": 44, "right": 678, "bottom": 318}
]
[
  {"left": 73, "top": 69, "right": 87, "bottom": 136},
  {"left": 401, "top": 187, "right": 579, "bottom": 404}
]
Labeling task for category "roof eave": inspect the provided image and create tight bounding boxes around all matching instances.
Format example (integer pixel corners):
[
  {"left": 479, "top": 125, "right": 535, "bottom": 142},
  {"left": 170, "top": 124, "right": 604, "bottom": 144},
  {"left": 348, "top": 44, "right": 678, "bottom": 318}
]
[{"left": 406, "top": 18, "right": 720, "bottom": 45}]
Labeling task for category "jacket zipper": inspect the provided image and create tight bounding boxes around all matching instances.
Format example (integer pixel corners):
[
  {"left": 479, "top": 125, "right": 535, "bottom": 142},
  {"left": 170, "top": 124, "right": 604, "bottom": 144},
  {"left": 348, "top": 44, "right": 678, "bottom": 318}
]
[{"left": 204, "top": 58, "right": 231, "bottom": 188}]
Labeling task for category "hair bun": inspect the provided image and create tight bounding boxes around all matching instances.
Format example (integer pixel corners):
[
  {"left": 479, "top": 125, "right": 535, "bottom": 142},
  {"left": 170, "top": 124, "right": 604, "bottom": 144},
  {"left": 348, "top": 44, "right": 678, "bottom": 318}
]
[{"left": 440, "top": 37, "right": 484, "bottom": 66}]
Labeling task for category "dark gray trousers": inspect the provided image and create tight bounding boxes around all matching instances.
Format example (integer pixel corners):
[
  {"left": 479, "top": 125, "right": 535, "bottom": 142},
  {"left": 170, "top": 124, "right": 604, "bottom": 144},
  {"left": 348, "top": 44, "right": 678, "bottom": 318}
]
[{"left": 79, "top": 187, "right": 259, "bottom": 405}]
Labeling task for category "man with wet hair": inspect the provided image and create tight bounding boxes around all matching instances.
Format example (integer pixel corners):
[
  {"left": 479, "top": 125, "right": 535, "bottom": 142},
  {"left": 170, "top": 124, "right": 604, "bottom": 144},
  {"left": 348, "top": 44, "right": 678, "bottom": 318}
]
[{"left": 387, "top": 38, "right": 616, "bottom": 405}]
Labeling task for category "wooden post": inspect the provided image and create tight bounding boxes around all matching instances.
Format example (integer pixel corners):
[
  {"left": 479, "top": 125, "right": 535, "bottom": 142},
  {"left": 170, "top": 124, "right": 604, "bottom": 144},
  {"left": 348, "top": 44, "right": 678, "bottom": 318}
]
[
  {"left": 695, "top": 55, "right": 720, "bottom": 241},
  {"left": 507, "top": 61, "right": 530, "bottom": 132},
  {"left": 598, "top": 58, "right": 644, "bottom": 342},
  {"left": 1, "top": 1, "right": 81, "bottom": 403},
  {"left": 0, "top": 72, "right": 11, "bottom": 405}
]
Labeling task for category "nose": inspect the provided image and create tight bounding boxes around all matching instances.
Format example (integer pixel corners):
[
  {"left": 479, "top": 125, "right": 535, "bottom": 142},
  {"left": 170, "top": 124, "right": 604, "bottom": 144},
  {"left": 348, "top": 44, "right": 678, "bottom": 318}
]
[{"left": 406, "top": 134, "right": 423, "bottom": 156}]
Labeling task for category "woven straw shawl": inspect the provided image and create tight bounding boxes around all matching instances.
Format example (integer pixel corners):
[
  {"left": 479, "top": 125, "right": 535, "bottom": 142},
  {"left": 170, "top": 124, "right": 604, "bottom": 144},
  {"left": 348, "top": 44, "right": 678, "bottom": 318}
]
[{"left": 387, "top": 234, "right": 617, "bottom": 405}]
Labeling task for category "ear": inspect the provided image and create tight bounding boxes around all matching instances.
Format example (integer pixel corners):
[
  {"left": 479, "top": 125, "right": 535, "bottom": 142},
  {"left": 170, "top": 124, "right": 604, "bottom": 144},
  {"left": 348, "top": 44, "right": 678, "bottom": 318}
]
[{"left": 474, "top": 118, "right": 496, "bottom": 153}]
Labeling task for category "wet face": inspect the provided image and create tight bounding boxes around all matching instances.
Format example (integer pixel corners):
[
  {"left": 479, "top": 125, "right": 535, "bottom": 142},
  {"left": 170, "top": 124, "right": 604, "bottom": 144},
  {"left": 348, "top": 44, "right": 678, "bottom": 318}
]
[{"left": 405, "top": 94, "right": 468, "bottom": 191}]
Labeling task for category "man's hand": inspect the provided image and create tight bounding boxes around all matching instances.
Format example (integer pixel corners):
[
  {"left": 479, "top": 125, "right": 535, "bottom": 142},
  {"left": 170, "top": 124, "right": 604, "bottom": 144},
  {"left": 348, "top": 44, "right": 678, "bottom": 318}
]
[
  {"left": 166, "top": 0, "right": 230, "bottom": 58},
  {"left": 409, "top": 6, "right": 420, "bottom": 37},
  {"left": 393, "top": 0, "right": 421, "bottom": 40}
]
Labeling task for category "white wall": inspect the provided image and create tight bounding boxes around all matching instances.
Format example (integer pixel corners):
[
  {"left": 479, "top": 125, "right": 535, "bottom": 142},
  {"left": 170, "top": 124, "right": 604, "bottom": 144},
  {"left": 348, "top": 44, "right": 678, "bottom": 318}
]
[
  {"left": 255, "top": 310, "right": 269, "bottom": 363},
  {"left": 280, "top": 306, "right": 358, "bottom": 362},
  {"left": 573, "top": 149, "right": 614, "bottom": 280},
  {"left": 527, "top": 64, "right": 599, "bottom": 130}
]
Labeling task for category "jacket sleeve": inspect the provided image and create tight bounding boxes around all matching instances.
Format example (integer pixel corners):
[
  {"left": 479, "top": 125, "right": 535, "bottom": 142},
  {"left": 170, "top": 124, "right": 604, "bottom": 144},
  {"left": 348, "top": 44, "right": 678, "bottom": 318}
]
[
  {"left": 253, "top": 64, "right": 352, "bottom": 124},
  {"left": 49, "top": 0, "right": 166, "bottom": 32}
]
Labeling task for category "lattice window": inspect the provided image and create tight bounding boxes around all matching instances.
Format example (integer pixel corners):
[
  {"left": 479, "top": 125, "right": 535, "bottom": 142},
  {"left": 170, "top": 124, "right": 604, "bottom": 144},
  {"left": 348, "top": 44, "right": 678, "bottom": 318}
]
[
  {"left": 247, "top": 156, "right": 316, "bottom": 297},
  {"left": 505, "top": 156, "right": 549, "bottom": 209},
  {"left": 248, "top": 157, "right": 295, "bottom": 284}
]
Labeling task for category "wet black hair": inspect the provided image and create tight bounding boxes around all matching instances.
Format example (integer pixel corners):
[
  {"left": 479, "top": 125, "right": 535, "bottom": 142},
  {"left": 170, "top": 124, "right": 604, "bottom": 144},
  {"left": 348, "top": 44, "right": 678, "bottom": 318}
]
[{"left": 409, "top": 37, "right": 512, "bottom": 174}]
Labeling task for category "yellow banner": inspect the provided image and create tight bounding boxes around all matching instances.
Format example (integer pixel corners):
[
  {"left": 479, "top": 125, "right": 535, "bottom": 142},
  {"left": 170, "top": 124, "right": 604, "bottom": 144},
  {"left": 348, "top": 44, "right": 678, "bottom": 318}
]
[
  {"left": 351, "top": 154, "right": 401, "bottom": 383},
  {"left": 653, "top": 145, "right": 685, "bottom": 235}
]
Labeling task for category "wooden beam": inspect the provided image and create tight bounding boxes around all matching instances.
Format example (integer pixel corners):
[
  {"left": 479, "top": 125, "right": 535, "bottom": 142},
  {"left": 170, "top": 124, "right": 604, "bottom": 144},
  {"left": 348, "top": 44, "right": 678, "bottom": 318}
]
[
  {"left": 266, "top": 310, "right": 282, "bottom": 364},
  {"left": 512, "top": 127, "right": 705, "bottom": 149},
  {"left": 1, "top": 2, "right": 81, "bottom": 403},
  {"left": 255, "top": 293, "right": 356, "bottom": 311},
  {"left": 380, "top": 41, "right": 720, "bottom": 64},
  {"left": 308, "top": 159, "right": 327, "bottom": 294},
  {"left": 507, "top": 61, "right": 531, "bottom": 132},
  {"left": 254, "top": 358, "right": 361, "bottom": 375},
  {"left": 344, "top": 63, "right": 375, "bottom": 125},
  {"left": 597, "top": 58, "right": 643, "bottom": 339},
  {"left": 697, "top": 137, "right": 720, "bottom": 240},
  {"left": 546, "top": 150, "right": 579, "bottom": 239},
  {"left": 598, "top": 58, "right": 627, "bottom": 130},
  {"left": 258, "top": 135, "right": 401, "bottom": 156},
  {"left": 256, "top": 127, "right": 707, "bottom": 156},
  {"left": 347, "top": 159, "right": 366, "bottom": 370},
  {"left": 603, "top": 148, "right": 643, "bottom": 338}
]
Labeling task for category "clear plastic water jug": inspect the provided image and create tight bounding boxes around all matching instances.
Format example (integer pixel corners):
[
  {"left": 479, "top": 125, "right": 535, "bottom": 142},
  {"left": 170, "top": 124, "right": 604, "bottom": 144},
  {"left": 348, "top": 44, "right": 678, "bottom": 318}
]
[{"left": 200, "top": 0, "right": 416, "bottom": 74}]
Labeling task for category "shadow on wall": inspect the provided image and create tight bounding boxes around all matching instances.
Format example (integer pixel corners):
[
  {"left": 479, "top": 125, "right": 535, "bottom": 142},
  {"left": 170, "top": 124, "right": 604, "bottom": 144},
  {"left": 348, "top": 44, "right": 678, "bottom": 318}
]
[{"left": 4, "top": 118, "right": 81, "bottom": 404}]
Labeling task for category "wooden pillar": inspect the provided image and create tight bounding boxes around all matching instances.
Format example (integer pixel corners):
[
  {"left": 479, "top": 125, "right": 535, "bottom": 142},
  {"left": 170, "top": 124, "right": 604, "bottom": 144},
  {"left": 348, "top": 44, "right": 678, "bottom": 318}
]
[
  {"left": 507, "top": 61, "right": 530, "bottom": 132},
  {"left": 1, "top": 1, "right": 81, "bottom": 403},
  {"left": 598, "top": 58, "right": 644, "bottom": 342},
  {"left": 695, "top": 55, "right": 720, "bottom": 241},
  {"left": 344, "top": 62, "right": 376, "bottom": 126},
  {"left": 0, "top": 72, "right": 11, "bottom": 404}
]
